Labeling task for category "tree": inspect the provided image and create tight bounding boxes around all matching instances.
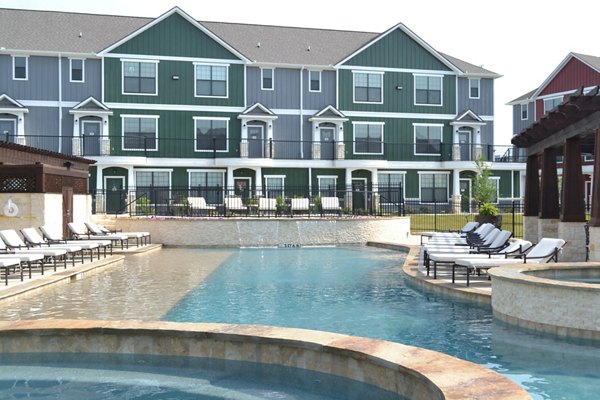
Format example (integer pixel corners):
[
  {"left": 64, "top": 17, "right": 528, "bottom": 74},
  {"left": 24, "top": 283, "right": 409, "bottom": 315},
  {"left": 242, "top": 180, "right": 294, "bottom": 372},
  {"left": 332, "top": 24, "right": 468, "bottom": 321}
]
[{"left": 472, "top": 157, "right": 498, "bottom": 216}]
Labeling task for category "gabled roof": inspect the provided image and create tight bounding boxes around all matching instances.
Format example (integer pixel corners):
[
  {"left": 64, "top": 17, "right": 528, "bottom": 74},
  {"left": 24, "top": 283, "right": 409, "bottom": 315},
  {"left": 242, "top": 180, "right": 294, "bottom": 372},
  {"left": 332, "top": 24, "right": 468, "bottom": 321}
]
[
  {"left": 238, "top": 102, "right": 277, "bottom": 119},
  {"left": 309, "top": 105, "right": 348, "bottom": 121},
  {"left": 0, "top": 94, "right": 28, "bottom": 112},
  {"left": 439, "top": 53, "right": 501, "bottom": 78},
  {"left": 507, "top": 88, "right": 537, "bottom": 105},
  {"left": 452, "top": 109, "right": 484, "bottom": 123},
  {"left": 69, "top": 96, "right": 112, "bottom": 113},
  {"left": 531, "top": 52, "right": 600, "bottom": 99}
]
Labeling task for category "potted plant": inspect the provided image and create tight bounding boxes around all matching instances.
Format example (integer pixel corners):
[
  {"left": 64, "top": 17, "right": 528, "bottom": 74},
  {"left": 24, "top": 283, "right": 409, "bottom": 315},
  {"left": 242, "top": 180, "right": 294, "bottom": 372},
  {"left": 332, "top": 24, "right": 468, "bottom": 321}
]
[{"left": 472, "top": 157, "right": 501, "bottom": 227}]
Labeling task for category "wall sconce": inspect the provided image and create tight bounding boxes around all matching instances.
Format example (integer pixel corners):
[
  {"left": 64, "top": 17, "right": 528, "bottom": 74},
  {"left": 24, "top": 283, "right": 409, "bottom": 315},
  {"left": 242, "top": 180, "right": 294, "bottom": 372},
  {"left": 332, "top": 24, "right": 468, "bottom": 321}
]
[
  {"left": 396, "top": 85, "right": 403, "bottom": 90},
  {"left": 64, "top": 161, "right": 74, "bottom": 169},
  {"left": 75, "top": 119, "right": 78, "bottom": 123},
  {"left": 104, "top": 120, "right": 107, "bottom": 124},
  {"left": 340, "top": 126, "right": 343, "bottom": 131},
  {"left": 243, "top": 124, "right": 246, "bottom": 128},
  {"left": 315, "top": 126, "right": 319, "bottom": 130},
  {"left": 172, "top": 75, "right": 179, "bottom": 80},
  {"left": 268, "top": 124, "right": 272, "bottom": 129}
]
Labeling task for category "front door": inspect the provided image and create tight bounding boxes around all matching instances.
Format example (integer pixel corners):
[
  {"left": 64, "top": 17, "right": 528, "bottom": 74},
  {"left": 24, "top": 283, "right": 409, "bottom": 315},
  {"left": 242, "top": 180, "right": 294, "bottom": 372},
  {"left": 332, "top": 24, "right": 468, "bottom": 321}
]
[
  {"left": 0, "top": 118, "right": 16, "bottom": 142},
  {"left": 234, "top": 178, "right": 251, "bottom": 201},
  {"left": 352, "top": 178, "right": 367, "bottom": 211},
  {"left": 459, "top": 178, "right": 471, "bottom": 213},
  {"left": 248, "top": 126, "right": 264, "bottom": 158},
  {"left": 62, "top": 186, "right": 73, "bottom": 238},
  {"left": 458, "top": 131, "right": 471, "bottom": 161},
  {"left": 105, "top": 177, "right": 125, "bottom": 214},
  {"left": 82, "top": 121, "right": 101, "bottom": 155},
  {"left": 321, "top": 128, "right": 335, "bottom": 160}
]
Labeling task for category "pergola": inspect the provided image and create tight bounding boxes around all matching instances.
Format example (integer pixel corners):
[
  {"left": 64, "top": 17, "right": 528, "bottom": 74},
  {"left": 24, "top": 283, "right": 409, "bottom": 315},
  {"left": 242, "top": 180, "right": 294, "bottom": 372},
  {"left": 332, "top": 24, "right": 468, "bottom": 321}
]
[{"left": 512, "top": 86, "right": 600, "bottom": 261}]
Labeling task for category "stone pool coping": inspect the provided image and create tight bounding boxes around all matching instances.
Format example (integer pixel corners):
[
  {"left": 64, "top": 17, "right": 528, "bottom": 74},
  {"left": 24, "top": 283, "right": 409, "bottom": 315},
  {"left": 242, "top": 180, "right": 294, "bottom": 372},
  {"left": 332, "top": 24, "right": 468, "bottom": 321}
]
[
  {"left": 488, "top": 262, "right": 600, "bottom": 340},
  {"left": 0, "top": 319, "right": 530, "bottom": 400}
]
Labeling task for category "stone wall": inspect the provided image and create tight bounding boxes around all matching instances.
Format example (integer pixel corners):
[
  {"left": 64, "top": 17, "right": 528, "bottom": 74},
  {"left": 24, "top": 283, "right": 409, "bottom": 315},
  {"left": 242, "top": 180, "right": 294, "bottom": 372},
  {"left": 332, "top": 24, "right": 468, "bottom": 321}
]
[{"left": 114, "top": 217, "right": 411, "bottom": 247}]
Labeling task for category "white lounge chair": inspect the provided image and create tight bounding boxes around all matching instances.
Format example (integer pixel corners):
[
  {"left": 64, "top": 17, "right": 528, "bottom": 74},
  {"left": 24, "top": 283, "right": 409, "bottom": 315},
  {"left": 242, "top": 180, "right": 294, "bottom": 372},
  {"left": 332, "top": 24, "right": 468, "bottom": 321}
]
[
  {"left": 426, "top": 223, "right": 494, "bottom": 246},
  {"left": 39, "top": 225, "right": 112, "bottom": 257},
  {"left": 420, "top": 221, "right": 479, "bottom": 244},
  {"left": 69, "top": 222, "right": 127, "bottom": 249},
  {"left": 453, "top": 238, "right": 566, "bottom": 286},
  {"left": 224, "top": 197, "right": 247, "bottom": 216},
  {"left": 0, "top": 236, "right": 56, "bottom": 274},
  {"left": 0, "top": 257, "right": 22, "bottom": 285},
  {"left": 22, "top": 227, "right": 100, "bottom": 262},
  {"left": 0, "top": 229, "right": 71, "bottom": 270},
  {"left": 320, "top": 197, "right": 342, "bottom": 216},
  {"left": 258, "top": 198, "right": 277, "bottom": 216},
  {"left": 187, "top": 196, "right": 216, "bottom": 216},
  {"left": 86, "top": 222, "right": 150, "bottom": 247},
  {"left": 291, "top": 198, "right": 310, "bottom": 217}
]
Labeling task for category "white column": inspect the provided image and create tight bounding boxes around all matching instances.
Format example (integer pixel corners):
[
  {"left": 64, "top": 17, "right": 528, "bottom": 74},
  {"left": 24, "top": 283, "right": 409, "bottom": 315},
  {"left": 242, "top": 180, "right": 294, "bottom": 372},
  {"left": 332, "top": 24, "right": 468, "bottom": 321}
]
[
  {"left": 240, "top": 121, "right": 248, "bottom": 158},
  {"left": 127, "top": 167, "right": 135, "bottom": 190},
  {"left": 452, "top": 169, "right": 461, "bottom": 214},
  {"left": 311, "top": 122, "right": 321, "bottom": 160},
  {"left": 95, "top": 166, "right": 105, "bottom": 213},
  {"left": 345, "top": 168, "right": 353, "bottom": 190},
  {"left": 126, "top": 167, "right": 135, "bottom": 213},
  {"left": 336, "top": 123, "right": 345, "bottom": 160},
  {"left": 520, "top": 170, "right": 526, "bottom": 202},
  {"left": 266, "top": 122, "right": 273, "bottom": 141},
  {"left": 371, "top": 169, "right": 379, "bottom": 192},
  {"left": 266, "top": 121, "right": 274, "bottom": 158},
  {"left": 255, "top": 167, "right": 262, "bottom": 197},
  {"left": 100, "top": 115, "right": 110, "bottom": 155},
  {"left": 474, "top": 128, "right": 482, "bottom": 159},
  {"left": 16, "top": 112, "right": 25, "bottom": 136},
  {"left": 452, "top": 128, "right": 460, "bottom": 161},
  {"left": 227, "top": 168, "right": 234, "bottom": 196},
  {"left": 72, "top": 117, "right": 81, "bottom": 156},
  {"left": 96, "top": 166, "right": 103, "bottom": 191}
]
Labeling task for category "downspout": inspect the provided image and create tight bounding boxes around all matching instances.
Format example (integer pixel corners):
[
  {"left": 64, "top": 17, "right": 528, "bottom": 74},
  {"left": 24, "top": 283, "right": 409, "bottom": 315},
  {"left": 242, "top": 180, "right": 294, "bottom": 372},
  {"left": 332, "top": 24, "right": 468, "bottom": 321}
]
[
  {"left": 300, "top": 66, "right": 304, "bottom": 159},
  {"left": 58, "top": 53, "right": 62, "bottom": 153}
]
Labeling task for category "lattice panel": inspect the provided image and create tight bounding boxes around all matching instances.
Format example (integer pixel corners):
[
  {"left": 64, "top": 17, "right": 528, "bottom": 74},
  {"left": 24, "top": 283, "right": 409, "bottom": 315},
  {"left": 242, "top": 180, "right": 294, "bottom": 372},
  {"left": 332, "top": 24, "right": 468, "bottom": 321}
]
[{"left": 0, "top": 176, "right": 36, "bottom": 192}]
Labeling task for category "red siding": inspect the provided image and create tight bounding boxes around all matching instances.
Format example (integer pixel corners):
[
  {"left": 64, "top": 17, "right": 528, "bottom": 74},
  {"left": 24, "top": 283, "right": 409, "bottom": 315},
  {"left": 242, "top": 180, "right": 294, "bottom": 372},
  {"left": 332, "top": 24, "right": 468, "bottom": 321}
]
[{"left": 540, "top": 57, "right": 600, "bottom": 96}]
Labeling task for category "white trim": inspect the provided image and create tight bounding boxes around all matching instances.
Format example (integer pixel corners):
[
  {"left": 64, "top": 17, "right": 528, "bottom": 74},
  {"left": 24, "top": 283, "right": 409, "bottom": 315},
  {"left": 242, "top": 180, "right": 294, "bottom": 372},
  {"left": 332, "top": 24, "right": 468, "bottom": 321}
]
[
  {"left": 98, "top": 7, "right": 250, "bottom": 62},
  {"left": 531, "top": 53, "right": 599, "bottom": 99},
  {"left": 105, "top": 102, "right": 243, "bottom": 113},
  {"left": 264, "top": 175, "right": 286, "bottom": 198},
  {"left": 261, "top": 68, "right": 274, "bottom": 90},
  {"left": 187, "top": 169, "right": 226, "bottom": 189},
  {"left": 459, "top": 178, "right": 472, "bottom": 204},
  {"left": 468, "top": 78, "right": 480, "bottom": 99},
  {"left": 121, "top": 59, "right": 158, "bottom": 96},
  {"left": 238, "top": 102, "right": 277, "bottom": 118},
  {"left": 104, "top": 176, "right": 125, "bottom": 191},
  {"left": 0, "top": 118, "right": 16, "bottom": 135},
  {"left": 82, "top": 120, "right": 101, "bottom": 138},
  {"left": 352, "top": 121, "right": 384, "bottom": 155},
  {"left": 69, "top": 58, "right": 85, "bottom": 83},
  {"left": 337, "top": 65, "right": 455, "bottom": 75},
  {"left": 520, "top": 103, "right": 528, "bottom": 120},
  {"left": 413, "top": 74, "right": 443, "bottom": 107},
  {"left": 352, "top": 70, "right": 384, "bottom": 104},
  {"left": 343, "top": 110, "right": 494, "bottom": 121},
  {"left": 194, "top": 63, "right": 229, "bottom": 99},
  {"left": 121, "top": 114, "right": 160, "bottom": 152},
  {"left": 0, "top": 94, "right": 29, "bottom": 111},
  {"left": 413, "top": 123, "right": 443, "bottom": 156},
  {"left": 308, "top": 70, "right": 321, "bottom": 93},
  {"left": 12, "top": 55, "right": 28, "bottom": 80},
  {"left": 418, "top": 171, "right": 450, "bottom": 203},
  {"left": 70, "top": 96, "right": 112, "bottom": 113},
  {"left": 104, "top": 53, "right": 244, "bottom": 65},
  {"left": 317, "top": 175, "right": 338, "bottom": 194},
  {"left": 193, "top": 116, "right": 230, "bottom": 153},
  {"left": 489, "top": 176, "right": 500, "bottom": 204},
  {"left": 451, "top": 109, "right": 485, "bottom": 124}
]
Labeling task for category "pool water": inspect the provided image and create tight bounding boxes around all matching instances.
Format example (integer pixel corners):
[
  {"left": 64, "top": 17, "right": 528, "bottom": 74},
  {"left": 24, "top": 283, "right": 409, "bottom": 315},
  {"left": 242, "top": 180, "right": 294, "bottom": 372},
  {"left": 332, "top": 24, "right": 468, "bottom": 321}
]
[
  {"left": 0, "top": 353, "right": 403, "bottom": 400},
  {"left": 164, "top": 247, "right": 600, "bottom": 400}
]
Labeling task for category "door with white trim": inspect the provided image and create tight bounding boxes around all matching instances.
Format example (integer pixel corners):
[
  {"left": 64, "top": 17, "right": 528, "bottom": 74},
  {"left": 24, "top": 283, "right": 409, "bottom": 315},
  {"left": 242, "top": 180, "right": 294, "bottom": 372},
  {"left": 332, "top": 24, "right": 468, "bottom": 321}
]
[
  {"left": 248, "top": 126, "right": 264, "bottom": 158},
  {"left": 0, "top": 118, "right": 16, "bottom": 143},
  {"left": 82, "top": 120, "right": 101, "bottom": 156}
]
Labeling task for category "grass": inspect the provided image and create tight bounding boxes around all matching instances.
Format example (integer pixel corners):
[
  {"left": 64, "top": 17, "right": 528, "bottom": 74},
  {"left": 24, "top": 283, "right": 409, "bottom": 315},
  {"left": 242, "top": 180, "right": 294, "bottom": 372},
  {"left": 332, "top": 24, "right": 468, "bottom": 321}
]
[{"left": 410, "top": 213, "right": 524, "bottom": 238}]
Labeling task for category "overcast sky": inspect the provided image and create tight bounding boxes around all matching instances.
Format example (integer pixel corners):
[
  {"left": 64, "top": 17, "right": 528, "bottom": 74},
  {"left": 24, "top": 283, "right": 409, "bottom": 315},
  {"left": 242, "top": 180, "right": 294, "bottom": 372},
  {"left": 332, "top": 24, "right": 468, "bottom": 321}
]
[{"left": 3, "top": 0, "right": 599, "bottom": 145}]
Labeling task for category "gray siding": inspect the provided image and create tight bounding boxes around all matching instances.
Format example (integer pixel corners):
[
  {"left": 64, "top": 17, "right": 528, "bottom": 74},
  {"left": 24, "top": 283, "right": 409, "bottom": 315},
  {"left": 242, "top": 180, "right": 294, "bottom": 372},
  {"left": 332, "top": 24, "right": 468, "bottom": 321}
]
[
  {"left": 303, "top": 70, "right": 336, "bottom": 110},
  {"left": 512, "top": 103, "right": 534, "bottom": 135},
  {"left": 0, "top": 55, "right": 59, "bottom": 101},
  {"left": 482, "top": 121, "right": 494, "bottom": 150},
  {"left": 456, "top": 77, "right": 494, "bottom": 116},
  {"left": 246, "top": 67, "right": 300, "bottom": 109},
  {"left": 61, "top": 58, "right": 102, "bottom": 102}
]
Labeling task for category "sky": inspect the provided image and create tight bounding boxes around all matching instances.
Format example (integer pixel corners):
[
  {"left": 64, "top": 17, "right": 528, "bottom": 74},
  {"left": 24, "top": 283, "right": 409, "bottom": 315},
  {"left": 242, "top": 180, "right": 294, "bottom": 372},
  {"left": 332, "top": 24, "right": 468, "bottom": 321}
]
[{"left": 2, "top": 0, "right": 599, "bottom": 145}]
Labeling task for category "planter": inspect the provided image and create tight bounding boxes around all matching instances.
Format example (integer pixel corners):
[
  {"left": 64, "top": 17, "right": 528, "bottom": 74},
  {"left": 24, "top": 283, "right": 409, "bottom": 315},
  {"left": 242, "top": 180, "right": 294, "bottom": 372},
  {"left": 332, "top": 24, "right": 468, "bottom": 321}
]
[{"left": 476, "top": 214, "right": 502, "bottom": 228}]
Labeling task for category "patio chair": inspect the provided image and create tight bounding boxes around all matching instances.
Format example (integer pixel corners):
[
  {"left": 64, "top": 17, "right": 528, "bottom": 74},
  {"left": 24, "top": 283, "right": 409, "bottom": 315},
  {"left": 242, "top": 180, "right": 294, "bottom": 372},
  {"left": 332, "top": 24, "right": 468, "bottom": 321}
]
[
  {"left": 68, "top": 222, "right": 127, "bottom": 249},
  {"left": 426, "top": 223, "right": 494, "bottom": 246},
  {"left": 21, "top": 227, "right": 99, "bottom": 262},
  {"left": 0, "top": 235, "right": 60, "bottom": 273},
  {"left": 423, "top": 226, "right": 500, "bottom": 256},
  {"left": 320, "top": 197, "right": 342, "bottom": 216},
  {"left": 0, "top": 257, "right": 23, "bottom": 285},
  {"left": 291, "top": 198, "right": 310, "bottom": 217},
  {"left": 453, "top": 238, "right": 566, "bottom": 286},
  {"left": 420, "top": 221, "right": 479, "bottom": 244},
  {"left": 39, "top": 225, "right": 112, "bottom": 257},
  {"left": 224, "top": 197, "right": 248, "bottom": 216},
  {"left": 86, "top": 222, "right": 150, "bottom": 247},
  {"left": 258, "top": 197, "right": 277, "bottom": 216},
  {"left": 187, "top": 196, "right": 216, "bottom": 216}
]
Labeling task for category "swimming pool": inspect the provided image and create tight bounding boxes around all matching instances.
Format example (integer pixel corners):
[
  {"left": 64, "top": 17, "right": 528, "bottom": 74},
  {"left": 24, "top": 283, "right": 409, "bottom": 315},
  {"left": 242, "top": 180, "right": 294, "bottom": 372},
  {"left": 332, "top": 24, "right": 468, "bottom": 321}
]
[{"left": 0, "top": 247, "right": 598, "bottom": 399}]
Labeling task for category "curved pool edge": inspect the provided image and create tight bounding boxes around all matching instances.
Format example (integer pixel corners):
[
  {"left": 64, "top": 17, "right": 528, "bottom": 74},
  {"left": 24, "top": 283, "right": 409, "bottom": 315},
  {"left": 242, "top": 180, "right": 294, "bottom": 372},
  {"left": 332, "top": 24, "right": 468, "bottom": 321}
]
[
  {"left": 0, "top": 319, "right": 530, "bottom": 400},
  {"left": 488, "top": 262, "right": 600, "bottom": 341}
]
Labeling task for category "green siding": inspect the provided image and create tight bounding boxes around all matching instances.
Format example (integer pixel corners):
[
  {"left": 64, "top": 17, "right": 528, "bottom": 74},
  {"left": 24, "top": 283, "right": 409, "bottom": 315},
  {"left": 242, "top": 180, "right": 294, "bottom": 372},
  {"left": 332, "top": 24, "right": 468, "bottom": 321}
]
[
  {"left": 104, "top": 59, "right": 244, "bottom": 106},
  {"left": 513, "top": 171, "right": 520, "bottom": 197},
  {"left": 339, "top": 69, "right": 455, "bottom": 113},
  {"left": 262, "top": 168, "right": 309, "bottom": 190},
  {"left": 112, "top": 13, "right": 240, "bottom": 60},
  {"left": 491, "top": 170, "right": 513, "bottom": 198},
  {"left": 109, "top": 109, "right": 241, "bottom": 158},
  {"left": 232, "top": 169, "right": 255, "bottom": 190},
  {"left": 171, "top": 168, "right": 188, "bottom": 188},
  {"left": 404, "top": 170, "right": 420, "bottom": 198},
  {"left": 102, "top": 167, "right": 128, "bottom": 189},
  {"left": 352, "top": 169, "right": 372, "bottom": 189},
  {"left": 343, "top": 28, "right": 451, "bottom": 71},
  {"left": 88, "top": 166, "right": 97, "bottom": 192}
]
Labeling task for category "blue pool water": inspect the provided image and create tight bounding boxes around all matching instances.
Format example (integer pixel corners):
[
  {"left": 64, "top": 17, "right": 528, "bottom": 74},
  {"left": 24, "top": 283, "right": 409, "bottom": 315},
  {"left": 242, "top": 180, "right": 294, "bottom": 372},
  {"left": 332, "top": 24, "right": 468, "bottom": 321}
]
[{"left": 164, "top": 247, "right": 600, "bottom": 400}]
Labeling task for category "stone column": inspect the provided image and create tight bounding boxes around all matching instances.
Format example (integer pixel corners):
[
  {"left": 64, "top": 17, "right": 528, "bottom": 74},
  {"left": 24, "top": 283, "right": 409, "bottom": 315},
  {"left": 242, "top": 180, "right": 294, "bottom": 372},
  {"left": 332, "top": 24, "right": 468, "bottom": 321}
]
[
  {"left": 72, "top": 137, "right": 82, "bottom": 156},
  {"left": 538, "top": 147, "right": 559, "bottom": 239},
  {"left": 589, "top": 227, "right": 600, "bottom": 261},
  {"left": 524, "top": 155, "right": 540, "bottom": 242}
]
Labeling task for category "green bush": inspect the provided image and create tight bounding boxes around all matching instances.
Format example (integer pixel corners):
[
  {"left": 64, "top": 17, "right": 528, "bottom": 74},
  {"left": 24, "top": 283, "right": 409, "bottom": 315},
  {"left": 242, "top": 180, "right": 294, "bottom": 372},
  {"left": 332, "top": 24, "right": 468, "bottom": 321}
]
[{"left": 479, "top": 202, "right": 499, "bottom": 216}]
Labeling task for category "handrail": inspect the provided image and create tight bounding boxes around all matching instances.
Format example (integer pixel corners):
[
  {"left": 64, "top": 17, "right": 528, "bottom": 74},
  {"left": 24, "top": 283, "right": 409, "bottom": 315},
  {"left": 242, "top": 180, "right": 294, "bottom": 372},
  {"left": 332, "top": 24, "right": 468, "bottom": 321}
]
[{"left": 116, "top": 192, "right": 149, "bottom": 217}]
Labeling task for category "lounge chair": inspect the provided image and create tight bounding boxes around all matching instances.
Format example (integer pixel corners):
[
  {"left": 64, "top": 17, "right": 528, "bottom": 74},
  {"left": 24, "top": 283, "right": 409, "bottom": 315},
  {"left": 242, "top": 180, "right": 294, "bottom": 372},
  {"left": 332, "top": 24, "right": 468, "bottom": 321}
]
[
  {"left": 187, "top": 196, "right": 216, "bottom": 216},
  {"left": 0, "top": 230, "right": 70, "bottom": 270},
  {"left": 86, "top": 222, "right": 150, "bottom": 247},
  {"left": 320, "top": 197, "right": 342, "bottom": 216},
  {"left": 0, "top": 236, "right": 55, "bottom": 274},
  {"left": 426, "top": 223, "right": 494, "bottom": 246},
  {"left": 21, "top": 227, "right": 100, "bottom": 262},
  {"left": 39, "top": 225, "right": 112, "bottom": 257},
  {"left": 420, "top": 221, "right": 479, "bottom": 244},
  {"left": 453, "top": 238, "right": 566, "bottom": 286},
  {"left": 0, "top": 257, "right": 22, "bottom": 285},
  {"left": 224, "top": 197, "right": 248, "bottom": 216},
  {"left": 291, "top": 198, "right": 310, "bottom": 217},
  {"left": 423, "top": 226, "right": 500, "bottom": 256},
  {"left": 258, "top": 198, "right": 277, "bottom": 216},
  {"left": 68, "top": 222, "right": 127, "bottom": 249}
]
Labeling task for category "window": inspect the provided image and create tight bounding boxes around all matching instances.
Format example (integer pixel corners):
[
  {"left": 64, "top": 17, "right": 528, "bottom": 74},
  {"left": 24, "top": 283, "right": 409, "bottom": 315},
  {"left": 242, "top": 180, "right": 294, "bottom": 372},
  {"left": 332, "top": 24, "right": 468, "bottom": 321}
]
[
  {"left": 12, "top": 56, "right": 27, "bottom": 80},
  {"left": 188, "top": 170, "right": 225, "bottom": 205},
  {"left": 261, "top": 68, "right": 274, "bottom": 90},
  {"left": 353, "top": 72, "right": 383, "bottom": 103},
  {"left": 520, "top": 104, "right": 528, "bottom": 120},
  {"left": 378, "top": 172, "right": 405, "bottom": 205},
  {"left": 70, "top": 59, "right": 84, "bottom": 82},
  {"left": 490, "top": 177, "right": 499, "bottom": 203},
  {"left": 420, "top": 173, "right": 449, "bottom": 203},
  {"left": 318, "top": 176, "right": 338, "bottom": 197},
  {"left": 122, "top": 116, "right": 158, "bottom": 151},
  {"left": 414, "top": 124, "right": 443, "bottom": 155},
  {"left": 135, "top": 170, "right": 171, "bottom": 206},
  {"left": 194, "top": 118, "right": 228, "bottom": 152},
  {"left": 122, "top": 61, "right": 157, "bottom": 95},
  {"left": 309, "top": 70, "right": 321, "bottom": 92},
  {"left": 195, "top": 64, "right": 227, "bottom": 97},
  {"left": 353, "top": 123, "right": 383, "bottom": 154},
  {"left": 414, "top": 75, "right": 442, "bottom": 105},
  {"left": 543, "top": 97, "right": 562, "bottom": 114},
  {"left": 265, "top": 175, "right": 285, "bottom": 198},
  {"left": 469, "top": 78, "right": 480, "bottom": 99}
]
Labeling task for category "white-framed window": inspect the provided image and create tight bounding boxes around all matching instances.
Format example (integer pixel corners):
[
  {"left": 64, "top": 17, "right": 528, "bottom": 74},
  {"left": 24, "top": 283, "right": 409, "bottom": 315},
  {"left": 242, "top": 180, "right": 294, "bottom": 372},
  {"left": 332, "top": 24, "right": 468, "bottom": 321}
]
[
  {"left": 264, "top": 175, "right": 285, "bottom": 198},
  {"left": 121, "top": 115, "right": 159, "bottom": 151},
  {"left": 309, "top": 70, "right": 321, "bottom": 92},
  {"left": 419, "top": 172, "right": 449, "bottom": 203},
  {"left": 520, "top": 103, "right": 528, "bottom": 120},
  {"left": 194, "top": 117, "right": 229, "bottom": 152},
  {"left": 122, "top": 60, "right": 158, "bottom": 95},
  {"left": 353, "top": 122, "right": 384, "bottom": 155},
  {"left": 70, "top": 59, "right": 84, "bottom": 82},
  {"left": 188, "top": 169, "right": 226, "bottom": 205},
  {"left": 414, "top": 124, "right": 443, "bottom": 155},
  {"left": 135, "top": 169, "right": 171, "bottom": 206},
  {"left": 195, "top": 63, "right": 228, "bottom": 97},
  {"left": 414, "top": 74, "right": 442, "bottom": 106},
  {"left": 469, "top": 78, "right": 480, "bottom": 99},
  {"left": 353, "top": 71, "right": 383, "bottom": 103},
  {"left": 543, "top": 96, "right": 562, "bottom": 114},
  {"left": 378, "top": 172, "right": 406, "bottom": 203},
  {"left": 12, "top": 56, "right": 28, "bottom": 80},
  {"left": 261, "top": 68, "right": 274, "bottom": 90},
  {"left": 317, "top": 175, "right": 338, "bottom": 197},
  {"left": 490, "top": 177, "right": 500, "bottom": 203}
]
